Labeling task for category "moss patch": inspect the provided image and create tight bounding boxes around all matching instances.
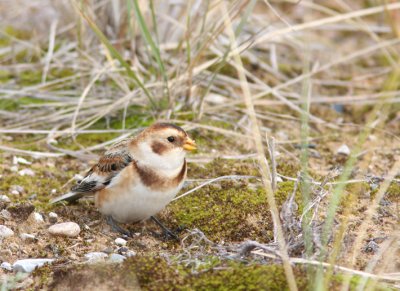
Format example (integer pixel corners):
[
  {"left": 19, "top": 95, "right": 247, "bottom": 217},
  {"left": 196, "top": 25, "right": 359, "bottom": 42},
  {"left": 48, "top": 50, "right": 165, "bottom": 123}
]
[
  {"left": 168, "top": 181, "right": 271, "bottom": 242},
  {"left": 45, "top": 256, "right": 392, "bottom": 290}
]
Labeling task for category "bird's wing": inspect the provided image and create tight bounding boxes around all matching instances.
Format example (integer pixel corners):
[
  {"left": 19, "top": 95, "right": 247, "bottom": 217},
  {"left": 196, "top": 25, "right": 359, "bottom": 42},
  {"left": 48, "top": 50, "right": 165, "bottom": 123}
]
[
  {"left": 71, "top": 139, "right": 133, "bottom": 193},
  {"left": 51, "top": 139, "right": 133, "bottom": 204}
]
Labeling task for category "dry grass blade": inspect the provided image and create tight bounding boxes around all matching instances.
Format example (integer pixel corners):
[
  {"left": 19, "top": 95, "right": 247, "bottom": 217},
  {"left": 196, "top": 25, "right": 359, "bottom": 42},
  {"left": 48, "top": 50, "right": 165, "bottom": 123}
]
[{"left": 220, "top": 1, "right": 298, "bottom": 290}]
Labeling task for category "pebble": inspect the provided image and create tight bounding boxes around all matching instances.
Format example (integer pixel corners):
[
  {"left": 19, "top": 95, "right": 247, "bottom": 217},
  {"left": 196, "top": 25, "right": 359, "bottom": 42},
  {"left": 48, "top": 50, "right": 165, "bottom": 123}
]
[
  {"left": 0, "top": 225, "right": 14, "bottom": 238},
  {"left": 48, "top": 212, "right": 58, "bottom": 224},
  {"left": 10, "top": 166, "right": 19, "bottom": 172},
  {"left": 1, "top": 262, "right": 13, "bottom": 271},
  {"left": 20, "top": 233, "right": 36, "bottom": 241},
  {"left": 85, "top": 252, "right": 108, "bottom": 263},
  {"left": 0, "top": 195, "right": 11, "bottom": 203},
  {"left": 0, "top": 209, "right": 12, "bottom": 220},
  {"left": 126, "top": 250, "right": 136, "bottom": 257},
  {"left": 336, "top": 144, "right": 350, "bottom": 156},
  {"left": 13, "top": 259, "right": 54, "bottom": 273},
  {"left": 13, "top": 156, "right": 31, "bottom": 165},
  {"left": 30, "top": 212, "right": 44, "bottom": 224},
  {"left": 10, "top": 185, "right": 24, "bottom": 195},
  {"left": 18, "top": 169, "right": 35, "bottom": 177},
  {"left": 48, "top": 222, "right": 81, "bottom": 237},
  {"left": 114, "top": 237, "right": 127, "bottom": 246},
  {"left": 108, "top": 254, "right": 126, "bottom": 263}
]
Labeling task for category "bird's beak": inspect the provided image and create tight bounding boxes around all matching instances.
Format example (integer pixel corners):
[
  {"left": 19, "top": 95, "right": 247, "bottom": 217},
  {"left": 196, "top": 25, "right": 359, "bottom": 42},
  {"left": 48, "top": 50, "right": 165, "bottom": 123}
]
[{"left": 183, "top": 137, "right": 197, "bottom": 152}]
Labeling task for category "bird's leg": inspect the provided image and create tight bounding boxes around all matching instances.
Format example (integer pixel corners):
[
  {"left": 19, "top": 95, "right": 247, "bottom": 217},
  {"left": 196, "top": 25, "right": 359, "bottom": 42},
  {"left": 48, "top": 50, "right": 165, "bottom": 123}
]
[
  {"left": 150, "top": 216, "right": 178, "bottom": 241},
  {"left": 105, "top": 215, "right": 131, "bottom": 237}
]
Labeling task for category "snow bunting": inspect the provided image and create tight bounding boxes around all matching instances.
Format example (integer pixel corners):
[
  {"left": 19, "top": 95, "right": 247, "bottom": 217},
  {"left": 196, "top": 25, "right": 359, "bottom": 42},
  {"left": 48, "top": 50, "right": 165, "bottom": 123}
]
[{"left": 51, "top": 123, "right": 196, "bottom": 238}]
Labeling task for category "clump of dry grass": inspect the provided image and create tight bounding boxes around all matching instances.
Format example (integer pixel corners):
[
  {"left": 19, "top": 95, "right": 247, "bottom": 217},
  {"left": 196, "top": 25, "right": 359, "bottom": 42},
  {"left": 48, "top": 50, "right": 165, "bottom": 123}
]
[{"left": 1, "top": 0, "right": 399, "bottom": 290}]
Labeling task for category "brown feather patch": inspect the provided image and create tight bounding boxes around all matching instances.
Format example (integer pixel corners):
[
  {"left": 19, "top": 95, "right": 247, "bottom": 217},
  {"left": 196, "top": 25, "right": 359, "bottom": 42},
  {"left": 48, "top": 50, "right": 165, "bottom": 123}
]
[
  {"left": 151, "top": 141, "right": 168, "bottom": 155},
  {"left": 132, "top": 159, "right": 187, "bottom": 190}
]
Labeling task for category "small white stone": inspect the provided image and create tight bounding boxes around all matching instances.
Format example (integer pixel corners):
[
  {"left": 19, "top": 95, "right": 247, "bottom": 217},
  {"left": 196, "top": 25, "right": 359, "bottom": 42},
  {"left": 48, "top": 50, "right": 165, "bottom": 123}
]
[
  {"left": 84, "top": 252, "right": 108, "bottom": 263},
  {"left": 20, "top": 233, "right": 36, "bottom": 241},
  {"left": 108, "top": 254, "right": 126, "bottom": 263},
  {"left": 126, "top": 250, "right": 136, "bottom": 257},
  {"left": 13, "top": 259, "right": 54, "bottom": 273},
  {"left": 18, "top": 168, "right": 35, "bottom": 177},
  {"left": 48, "top": 222, "right": 81, "bottom": 238},
  {"left": 13, "top": 156, "right": 31, "bottom": 165},
  {"left": 51, "top": 189, "right": 57, "bottom": 194},
  {"left": 114, "top": 238, "right": 127, "bottom": 246},
  {"left": 1, "top": 262, "right": 13, "bottom": 271},
  {"left": 0, "top": 225, "right": 14, "bottom": 238},
  {"left": 0, "top": 195, "right": 11, "bottom": 203},
  {"left": 276, "top": 176, "right": 283, "bottom": 183},
  {"left": 336, "top": 144, "right": 351, "bottom": 156},
  {"left": 30, "top": 212, "right": 44, "bottom": 223},
  {"left": 10, "top": 185, "right": 24, "bottom": 195},
  {"left": 10, "top": 166, "right": 19, "bottom": 172}
]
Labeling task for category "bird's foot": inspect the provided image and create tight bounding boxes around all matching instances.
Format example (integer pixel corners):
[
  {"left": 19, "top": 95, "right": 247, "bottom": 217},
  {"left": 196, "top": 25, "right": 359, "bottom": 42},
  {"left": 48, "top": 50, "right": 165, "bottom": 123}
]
[
  {"left": 105, "top": 215, "right": 131, "bottom": 238},
  {"left": 150, "top": 216, "right": 179, "bottom": 241}
]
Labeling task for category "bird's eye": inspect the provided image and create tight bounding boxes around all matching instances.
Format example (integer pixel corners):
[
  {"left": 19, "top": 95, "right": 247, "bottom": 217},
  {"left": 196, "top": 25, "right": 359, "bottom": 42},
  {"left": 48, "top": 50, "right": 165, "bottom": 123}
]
[{"left": 167, "top": 136, "right": 175, "bottom": 143}]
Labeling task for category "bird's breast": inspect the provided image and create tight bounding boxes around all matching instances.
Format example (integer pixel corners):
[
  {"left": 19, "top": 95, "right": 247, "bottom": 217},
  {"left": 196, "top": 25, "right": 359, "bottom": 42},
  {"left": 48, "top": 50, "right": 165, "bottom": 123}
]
[{"left": 95, "top": 161, "right": 186, "bottom": 223}]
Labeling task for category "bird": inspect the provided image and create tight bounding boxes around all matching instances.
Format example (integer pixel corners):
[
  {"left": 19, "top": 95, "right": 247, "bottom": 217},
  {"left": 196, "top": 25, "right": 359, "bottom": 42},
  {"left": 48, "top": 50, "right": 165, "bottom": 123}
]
[{"left": 50, "top": 122, "right": 196, "bottom": 238}]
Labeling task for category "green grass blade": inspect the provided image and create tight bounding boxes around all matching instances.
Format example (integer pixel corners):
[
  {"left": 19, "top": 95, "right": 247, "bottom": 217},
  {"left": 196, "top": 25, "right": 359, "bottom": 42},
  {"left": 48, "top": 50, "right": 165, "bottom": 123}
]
[
  {"left": 76, "top": 3, "right": 157, "bottom": 109},
  {"left": 131, "top": 0, "right": 170, "bottom": 103}
]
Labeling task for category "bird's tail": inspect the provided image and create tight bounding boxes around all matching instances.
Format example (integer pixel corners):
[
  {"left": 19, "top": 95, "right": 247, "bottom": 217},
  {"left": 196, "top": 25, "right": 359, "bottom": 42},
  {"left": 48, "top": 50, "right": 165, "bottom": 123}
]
[{"left": 50, "top": 192, "right": 85, "bottom": 204}]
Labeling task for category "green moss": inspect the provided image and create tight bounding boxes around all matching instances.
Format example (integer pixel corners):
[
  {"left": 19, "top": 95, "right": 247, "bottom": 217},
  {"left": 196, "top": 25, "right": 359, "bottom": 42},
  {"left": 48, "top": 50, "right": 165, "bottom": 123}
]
[
  {"left": 0, "top": 160, "right": 75, "bottom": 210},
  {"left": 44, "top": 255, "right": 393, "bottom": 290},
  {"left": 274, "top": 181, "right": 303, "bottom": 213},
  {"left": 277, "top": 162, "right": 300, "bottom": 177},
  {"left": 0, "top": 98, "right": 20, "bottom": 111},
  {"left": 385, "top": 181, "right": 400, "bottom": 200},
  {"left": 0, "top": 70, "right": 12, "bottom": 82},
  {"left": 169, "top": 181, "right": 271, "bottom": 242},
  {"left": 18, "top": 70, "right": 42, "bottom": 85}
]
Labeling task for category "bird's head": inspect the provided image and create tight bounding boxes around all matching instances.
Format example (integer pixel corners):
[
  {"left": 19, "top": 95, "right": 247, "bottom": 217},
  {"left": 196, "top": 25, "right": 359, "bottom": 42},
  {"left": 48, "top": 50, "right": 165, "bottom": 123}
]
[{"left": 133, "top": 123, "right": 196, "bottom": 170}]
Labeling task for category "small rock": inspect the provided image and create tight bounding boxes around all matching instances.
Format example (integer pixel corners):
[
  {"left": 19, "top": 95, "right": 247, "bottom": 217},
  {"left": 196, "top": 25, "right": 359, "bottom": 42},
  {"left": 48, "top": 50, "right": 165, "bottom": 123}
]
[
  {"left": 84, "top": 252, "right": 108, "bottom": 263},
  {"left": 13, "top": 156, "right": 31, "bottom": 165},
  {"left": 48, "top": 222, "right": 81, "bottom": 238},
  {"left": 276, "top": 176, "right": 283, "bottom": 183},
  {"left": 0, "top": 209, "right": 12, "bottom": 220},
  {"left": 336, "top": 144, "right": 350, "bottom": 156},
  {"left": 28, "top": 194, "right": 37, "bottom": 200},
  {"left": 364, "top": 241, "right": 379, "bottom": 253},
  {"left": 0, "top": 195, "right": 11, "bottom": 203},
  {"left": 126, "top": 250, "right": 136, "bottom": 257},
  {"left": 10, "top": 166, "right": 19, "bottom": 172},
  {"left": 9, "top": 185, "right": 24, "bottom": 195},
  {"left": 13, "top": 259, "right": 54, "bottom": 273},
  {"left": 102, "top": 247, "right": 114, "bottom": 254},
  {"left": 1, "top": 262, "right": 13, "bottom": 271},
  {"left": 48, "top": 212, "right": 58, "bottom": 224},
  {"left": 18, "top": 169, "right": 35, "bottom": 177},
  {"left": 20, "top": 233, "right": 36, "bottom": 241},
  {"left": 0, "top": 225, "right": 14, "bottom": 238},
  {"left": 114, "top": 238, "right": 127, "bottom": 246},
  {"left": 51, "top": 189, "right": 57, "bottom": 194},
  {"left": 30, "top": 212, "right": 44, "bottom": 224},
  {"left": 108, "top": 254, "right": 126, "bottom": 263}
]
